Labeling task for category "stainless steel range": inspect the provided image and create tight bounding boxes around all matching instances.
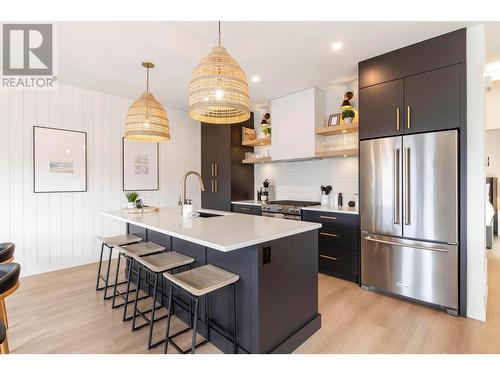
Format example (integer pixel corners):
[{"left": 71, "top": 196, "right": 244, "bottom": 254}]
[{"left": 261, "top": 200, "right": 321, "bottom": 220}]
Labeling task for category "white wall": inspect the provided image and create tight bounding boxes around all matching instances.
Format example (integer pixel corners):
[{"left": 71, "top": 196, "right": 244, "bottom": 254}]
[
  {"left": 486, "top": 80, "right": 500, "bottom": 130},
  {"left": 0, "top": 84, "right": 200, "bottom": 277},
  {"left": 466, "top": 25, "right": 487, "bottom": 321},
  {"left": 253, "top": 81, "right": 359, "bottom": 202}
]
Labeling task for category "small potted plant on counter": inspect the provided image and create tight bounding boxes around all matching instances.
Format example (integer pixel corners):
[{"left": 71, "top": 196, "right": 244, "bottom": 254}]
[
  {"left": 341, "top": 109, "right": 355, "bottom": 124},
  {"left": 125, "top": 192, "right": 139, "bottom": 209}
]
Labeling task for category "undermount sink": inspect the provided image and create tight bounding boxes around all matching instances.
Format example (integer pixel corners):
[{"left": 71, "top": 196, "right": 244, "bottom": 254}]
[{"left": 195, "top": 211, "right": 222, "bottom": 218}]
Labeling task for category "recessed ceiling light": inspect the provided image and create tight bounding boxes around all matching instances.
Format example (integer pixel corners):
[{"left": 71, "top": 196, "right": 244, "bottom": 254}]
[
  {"left": 331, "top": 41, "right": 343, "bottom": 51},
  {"left": 251, "top": 75, "right": 261, "bottom": 83}
]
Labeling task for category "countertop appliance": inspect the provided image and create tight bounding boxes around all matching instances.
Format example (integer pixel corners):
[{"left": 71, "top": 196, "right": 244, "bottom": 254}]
[
  {"left": 262, "top": 200, "right": 321, "bottom": 220},
  {"left": 360, "top": 130, "right": 459, "bottom": 314}
]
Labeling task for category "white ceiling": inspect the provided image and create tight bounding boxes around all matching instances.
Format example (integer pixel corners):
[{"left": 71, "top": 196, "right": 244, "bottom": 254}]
[{"left": 58, "top": 21, "right": 496, "bottom": 112}]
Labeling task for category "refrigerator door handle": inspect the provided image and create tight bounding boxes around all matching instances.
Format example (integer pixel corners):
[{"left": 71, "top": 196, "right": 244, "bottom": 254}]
[
  {"left": 363, "top": 235, "right": 448, "bottom": 253},
  {"left": 393, "top": 147, "right": 401, "bottom": 224},
  {"left": 404, "top": 147, "right": 411, "bottom": 225}
]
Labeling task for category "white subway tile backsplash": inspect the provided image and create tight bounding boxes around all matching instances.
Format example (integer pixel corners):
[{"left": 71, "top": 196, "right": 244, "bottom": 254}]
[{"left": 254, "top": 156, "right": 358, "bottom": 204}]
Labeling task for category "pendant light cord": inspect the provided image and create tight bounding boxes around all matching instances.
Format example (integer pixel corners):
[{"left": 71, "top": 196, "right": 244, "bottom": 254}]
[
  {"left": 146, "top": 66, "right": 149, "bottom": 92},
  {"left": 218, "top": 21, "right": 221, "bottom": 46}
]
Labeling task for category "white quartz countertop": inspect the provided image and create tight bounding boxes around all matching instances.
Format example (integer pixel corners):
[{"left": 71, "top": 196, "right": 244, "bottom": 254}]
[
  {"left": 301, "top": 205, "right": 359, "bottom": 215},
  {"left": 101, "top": 207, "right": 321, "bottom": 252}
]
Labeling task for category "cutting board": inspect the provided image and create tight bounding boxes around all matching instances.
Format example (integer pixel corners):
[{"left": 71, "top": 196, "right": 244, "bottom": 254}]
[{"left": 121, "top": 206, "right": 159, "bottom": 215}]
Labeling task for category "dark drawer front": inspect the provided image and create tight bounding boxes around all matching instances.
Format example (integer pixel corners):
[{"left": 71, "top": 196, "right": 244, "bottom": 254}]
[
  {"left": 232, "top": 204, "right": 262, "bottom": 216},
  {"left": 318, "top": 247, "right": 357, "bottom": 278},
  {"left": 302, "top": 210, "right": 358, "bottom": 226},
  {"left": 319, "top": 224, "right": 358, "bottom": 251}
]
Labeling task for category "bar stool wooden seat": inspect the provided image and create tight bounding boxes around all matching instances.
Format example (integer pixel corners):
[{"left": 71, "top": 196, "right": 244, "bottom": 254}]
[
  {"left": 95, "top": 234, "right": 142, "bottom": 300},
  {"left": 163, "top": 264, "right": 239, "bottom": 354},
  {"left": 0, "top": 243, "right": 15, "bottom": 264},
  {"left": 131, "top": 251, "right": 195, "bottom": 349},
  {"left": 0, "top": 263, "right": 21, "bottom": 331},
  {"left": 111, "top": 242, "right": 165, "bottom": 320},
  {"left": 0, "top": 320, "right": 7, "bottom": 354}
]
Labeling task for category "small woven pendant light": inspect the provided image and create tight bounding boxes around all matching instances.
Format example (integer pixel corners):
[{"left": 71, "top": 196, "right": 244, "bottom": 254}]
[
  {"left": 125, "top": 62, "right": 170, "bottom": 142},
  {"left": 189, "top": 22, "right": 250, "bottom": 124}
]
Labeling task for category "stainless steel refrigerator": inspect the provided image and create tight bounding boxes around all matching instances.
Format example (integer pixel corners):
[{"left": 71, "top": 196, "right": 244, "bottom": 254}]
[{"left": 360, "top": 130, "right": 459, "bottom": 314}]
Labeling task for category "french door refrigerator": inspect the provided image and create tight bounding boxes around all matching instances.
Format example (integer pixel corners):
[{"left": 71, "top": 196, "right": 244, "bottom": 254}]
[{"left": 360, "top": 130, "right": 459, "bottom": 314}]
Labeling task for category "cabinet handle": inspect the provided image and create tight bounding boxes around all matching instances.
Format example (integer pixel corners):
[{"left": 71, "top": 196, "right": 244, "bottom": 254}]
[
  {"left": 320, "top": 232, "right": 338, "bottom": 238},
  {"left": 407, "top": 106, "right": 411, "bottom": 129},
  {"left": 239, "top": 207, "right": 251, "bottom": 211},
  {"left": 214, "top": 179, "right": 218, "bottom": 193},
  {"left": 214, "top": 163, "right": 218, "bottom": 177},
  {"left": 320, "top": 254, "right": 338, "bottom": 261},
  {"left": 396, "top": 107, "right": 400, "bottom": 131},
  {"left": 320, "top": 215, "right": 337, "bottom": 220},
  {"left": 211, "top": 163, "right": 215, "bottom": 177},
  {"left": 211, "top": 179, "right": 215, "bottom": 193}
]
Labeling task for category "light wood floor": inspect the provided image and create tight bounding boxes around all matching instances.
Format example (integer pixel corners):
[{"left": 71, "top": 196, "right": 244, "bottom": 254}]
[{"left": 5, "top": 240, "right": 500, "bottom": 354}]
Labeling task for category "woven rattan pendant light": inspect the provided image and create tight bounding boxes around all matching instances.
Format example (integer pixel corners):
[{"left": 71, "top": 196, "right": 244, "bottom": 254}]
[
  {"left": 125, "top": 62, "right": 170, "bottom": 142},
  {"left": 189, "top": 22, "right": 250, "bottom": 124}
]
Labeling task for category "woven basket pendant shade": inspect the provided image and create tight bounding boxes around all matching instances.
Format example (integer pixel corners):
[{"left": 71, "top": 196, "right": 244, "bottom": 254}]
[
  {"left": 125, "top": 62, "right": 170, "bottom": 142},
  {"left": 189, "top": 23, "right": 250, "bottom": 124}
]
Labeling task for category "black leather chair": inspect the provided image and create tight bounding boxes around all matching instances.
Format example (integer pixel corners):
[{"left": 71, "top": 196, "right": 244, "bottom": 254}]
[
  {"left": 0, "top": 263, "right": 21, "bottom": 330},
  {"left": 0, "top": 319, "right": 7, "bottom": 354},
  {"left": 0, "top": 243, "right": 15, "bottom": 264}
]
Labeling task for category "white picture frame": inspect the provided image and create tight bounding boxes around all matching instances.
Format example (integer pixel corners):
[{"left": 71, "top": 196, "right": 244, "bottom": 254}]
[
  {"left": 33, "top": 126, "right": 87, "bottom": 193},
  {"left": 122, "top": 137, "right": 159, "bottom": 191}
]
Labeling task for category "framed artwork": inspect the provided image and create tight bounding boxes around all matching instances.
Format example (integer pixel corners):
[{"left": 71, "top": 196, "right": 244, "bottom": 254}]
[
  {"left": 328, "top": 113, "right": 341, "bottom": 127},
  {"left": 33, "top": 126, "right": 87, "bottom": 193},
  {"left": 122, "top": 137, "right": 159, "bottom": 191}
]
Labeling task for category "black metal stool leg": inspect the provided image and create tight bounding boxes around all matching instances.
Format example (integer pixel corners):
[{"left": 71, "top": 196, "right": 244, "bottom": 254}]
[
  {"left": 164, "top": 283, "right": 174, "bottom": 354},
  {"left": 206, "top": 294, "right": 211, "bottom": 342},
  {"left": 95, "top": 243, "right": 105, "bottom": 291},
  {"left": 132, "top": 266, "right": 142, "bottom": 331},
  {"left": 191, "top": 297, "right": 199, "bottom": 354},
  {"left": 103, "top": 245, "right": 113, "bottom": 300},
  {"left": 111, "top": 252, "right": 122, "bottom": 308},
  {"left": 147, "top": 272, "right": 159, "bottom": 349},
  {"left": 233, "top": 283, "right": 238, "bottom": 353},
  {"left": 123, "top": 257, "right": 134, "bottom": 321}
]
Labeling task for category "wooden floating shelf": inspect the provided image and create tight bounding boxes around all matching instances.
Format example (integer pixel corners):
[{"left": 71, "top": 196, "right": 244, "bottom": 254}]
[
  {"left": 242, "top": 157, "right": 272, "bottom": 164},
  {"left": 316, "top": 122, "right": 359, "bottom": 136},
  {"left": 315, "top": 148, "right": 359, "bottom": 158},
  {"left": 242, "top": 137, "right": 271, "bottom": 147}
]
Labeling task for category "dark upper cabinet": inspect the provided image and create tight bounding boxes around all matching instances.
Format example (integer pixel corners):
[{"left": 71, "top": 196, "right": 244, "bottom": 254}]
[
  {"left": 359, "top": 29, "right": 465, "bottom": 88},
  {"left": 201, "top": 114, "right": 254, "bottom": 211},
  {"left": 359, "top": 79, "right": 404, "bottom": 140},
  {"left": 404, "top": 64, "right": 462, "bottom": 134},
  {"left": 358, "top": 29, "right": 465, "bottom": 140}
]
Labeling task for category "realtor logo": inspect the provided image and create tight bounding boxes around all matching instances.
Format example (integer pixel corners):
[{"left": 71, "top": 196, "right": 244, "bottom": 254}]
[{"left": 1, "top": 23, "right": 56, "bottom": 88}]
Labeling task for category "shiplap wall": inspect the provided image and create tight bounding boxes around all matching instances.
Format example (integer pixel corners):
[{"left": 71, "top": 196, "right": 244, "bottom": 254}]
[{"left": 0, "top": 84, "right": 201, "bottom": 277}]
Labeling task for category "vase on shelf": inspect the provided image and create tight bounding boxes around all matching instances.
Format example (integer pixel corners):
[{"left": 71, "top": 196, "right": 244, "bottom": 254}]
[{"left": 344, "top": 117, "right": 353, "bottom": 124}]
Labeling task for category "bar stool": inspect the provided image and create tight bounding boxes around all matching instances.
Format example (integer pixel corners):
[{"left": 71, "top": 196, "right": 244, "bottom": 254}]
[
  {"left": 0, "top": 243, "right": 15, "bottom": 264},
  {"left": 0, "top": 263, "right": 21, "bottom": 332},
  {"left": 111, "top": 242, "right": 165, "bottom": 320},
  {"left": 131, "top": 251, "right": 195, "bottom": 349},
  {"left": 163, "top": 264, "right": 239, "bottom": 354},
  {"left": 0, "top": 320, "right": 7, "bottom": 354},
  {"left": 96, "top": 234, "right": 142, "bottom": 300}
]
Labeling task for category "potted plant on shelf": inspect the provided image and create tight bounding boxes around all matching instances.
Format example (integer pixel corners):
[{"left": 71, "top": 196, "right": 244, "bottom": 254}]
[
  {"left": 341, "top": 109, "right": 355, "bottom": 124},
  {"left": 125, "top": 192, "right": 139, "bottom": 209},
  {"left": 261, "top": 113, "right": 271, "bottom": 138}
]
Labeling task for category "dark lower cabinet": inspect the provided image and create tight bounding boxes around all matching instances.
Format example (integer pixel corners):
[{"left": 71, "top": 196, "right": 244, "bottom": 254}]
[
  {"left": 303, "top": 211, "right": 360, "bottom": 283},
  {"left": 231, "top": 204, "right": 262, "bottom": 216}
]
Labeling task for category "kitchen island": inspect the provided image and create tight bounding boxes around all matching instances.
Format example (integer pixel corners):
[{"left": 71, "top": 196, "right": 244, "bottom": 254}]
[{"left": 102, "top": 208, "right": 321, "bottom": 354}]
